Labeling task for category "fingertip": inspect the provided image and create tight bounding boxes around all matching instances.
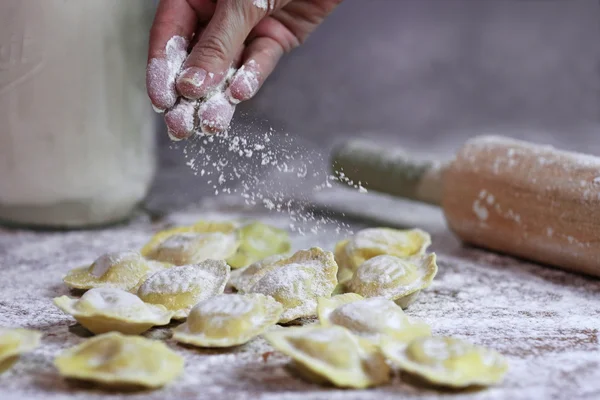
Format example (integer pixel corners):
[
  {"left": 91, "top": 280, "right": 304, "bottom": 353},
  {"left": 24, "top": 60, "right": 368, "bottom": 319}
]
[
  {"left": 147, "top": 58, "right": 176, "bottom": 111},
  {"left": 175, "top": 67, "right": 207, "bottom": 99},
  {"left": 176, "top": 67, "right": 227, "bottom": 100},
  {"left": 225, "top": 60, "right": 261, "bottom": 104},
  {"left": 198, "top": 93, "right": 236, "bottom": 135},
  {"left": 147, "top": 35, "right": 189, "bottom": 111},
  {"left": 165, "top": 100, "right": 198, "bottom": 140}
]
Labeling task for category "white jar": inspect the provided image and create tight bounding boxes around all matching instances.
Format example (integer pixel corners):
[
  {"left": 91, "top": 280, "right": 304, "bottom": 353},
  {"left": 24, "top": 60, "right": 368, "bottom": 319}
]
[{"left": 0, "top": 0, "right": 156, "bottom": 228}]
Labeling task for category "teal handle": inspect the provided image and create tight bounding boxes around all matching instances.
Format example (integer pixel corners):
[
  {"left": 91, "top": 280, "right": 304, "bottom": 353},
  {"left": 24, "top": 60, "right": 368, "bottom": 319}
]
[{"left": 330, "top": 140, "right": 445, "bottom": 206}]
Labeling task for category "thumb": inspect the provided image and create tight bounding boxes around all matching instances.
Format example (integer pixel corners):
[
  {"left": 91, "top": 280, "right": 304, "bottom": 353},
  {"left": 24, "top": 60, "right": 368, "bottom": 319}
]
[{"left": 176, "top": 0, "right": 288, "bottom": 100}]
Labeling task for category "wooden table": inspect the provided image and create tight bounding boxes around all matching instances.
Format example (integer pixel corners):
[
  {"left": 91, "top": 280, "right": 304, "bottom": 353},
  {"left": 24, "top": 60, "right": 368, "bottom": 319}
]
[{"left": 1, "top": 188, "right": 599, "bottom": 400}]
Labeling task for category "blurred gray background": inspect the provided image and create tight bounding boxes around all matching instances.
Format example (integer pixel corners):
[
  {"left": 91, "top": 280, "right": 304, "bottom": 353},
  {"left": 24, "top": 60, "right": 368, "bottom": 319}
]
[{"left": 151, "top": 0, "right": 600, "bottom": 209}]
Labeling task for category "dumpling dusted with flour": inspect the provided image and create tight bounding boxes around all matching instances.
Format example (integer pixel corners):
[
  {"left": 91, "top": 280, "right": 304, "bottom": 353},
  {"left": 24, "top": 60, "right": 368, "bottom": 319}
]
[
  {"left": 0, "top": 328, "right": 41, "bottom": 373},
  {"left": 335, "top": 228, "right": 431, "bottom": 282},
  {"left": 381, "top": 336, "right": 508, "bottom": 388},
  {"left": 141, "top": 220, "right": 237, "bottom": 258},
  {"left": 264, "top": 325, "right": 390, "bottom": 389},
  {"left": 346, "top": 254, "right": 437, "bottom": 308},
  {"left": 53, "top": 288, "right": 173, "bottom": 335},
  {"left": 54, "top": 332, "right": 183, "bottom": 389},
  {"left": 172, "top": 293, "right": 282, "bottom": 347},
  {"left": 248, "top": 248, "right": 338, "bottom": 323},
  {"left": 138, "top": 260, "right": 230, "bottom": 319},
  {"left": 145, "top": 232, "right": 239, "bottom": 266},
  {"left": 318, "top": 294, "right": 431, "bottom": 345},
  {"left": 226, "top": 222, "right": 291, "bottom": 269},
  {"left": 228, "top": 254, "right": 286, "bottom": 293},
  {"left": 63, "top": 251, "right": 168, "bottom": 292}
]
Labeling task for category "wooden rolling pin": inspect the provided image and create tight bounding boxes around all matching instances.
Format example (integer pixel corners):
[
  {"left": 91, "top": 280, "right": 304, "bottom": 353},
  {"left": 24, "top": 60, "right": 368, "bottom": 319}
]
[{"left": 331, "top": 135, "right": 600, "bottom": 278}]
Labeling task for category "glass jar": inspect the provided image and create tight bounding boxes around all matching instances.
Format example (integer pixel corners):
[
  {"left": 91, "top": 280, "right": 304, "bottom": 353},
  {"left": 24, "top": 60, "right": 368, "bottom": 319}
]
[{"left": 0, "top": 0, "right": 156, "bottom": 228}]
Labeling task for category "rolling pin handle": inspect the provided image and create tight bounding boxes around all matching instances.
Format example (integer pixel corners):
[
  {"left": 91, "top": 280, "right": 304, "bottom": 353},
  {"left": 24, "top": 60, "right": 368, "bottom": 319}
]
[{"left": 330, "top": 140, "right": 446, "bottom": 206}]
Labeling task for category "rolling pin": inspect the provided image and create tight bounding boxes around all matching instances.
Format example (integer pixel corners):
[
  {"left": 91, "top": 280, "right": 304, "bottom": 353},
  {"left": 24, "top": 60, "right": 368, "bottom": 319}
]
[{"left": 331, "top": 135, "right": 600, "bottom": 278}]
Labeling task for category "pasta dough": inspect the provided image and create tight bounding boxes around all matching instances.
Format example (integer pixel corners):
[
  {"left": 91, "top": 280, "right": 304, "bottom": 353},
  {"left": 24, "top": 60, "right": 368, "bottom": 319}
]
[
  {"left": 381, "top": 336, "right": 508, "bottom": 388},
  {"left": 172, "top": 293, "right": 282, "bottom": 347},
  {"left": 346, "top": 254, "right": 437, "bottom": 308},
  {"left": 54, "top": 288, "right": 173, "bottom": 335},
  {"left": 138, "top": 260, "right": 230, "bottom": 319},
  {"left": 0, "top": 328, "right": 41, "bottom": 373},
  {"left": 247, "top": 248, "right": 338, "bottom": 323},
  {"left": 54, "top": 332, "right": 184, "bottom": 388},
  {"left": 264, "top": 325, "right": 390, "bottom": 388},
  {"left": 63, "top": 250, "right": 169, "bottom": 292},
  {"left": 318, "top": 294, "right": 431, "bottom": 344},
  {"left": 335, "top": 228, "right": 431, "bottom": 281}
]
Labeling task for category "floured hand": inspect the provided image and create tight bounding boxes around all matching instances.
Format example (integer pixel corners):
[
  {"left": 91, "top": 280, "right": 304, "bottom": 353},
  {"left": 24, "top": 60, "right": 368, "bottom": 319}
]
[{"left": 147, "top": 0, "right": 343, "bottom": 139}]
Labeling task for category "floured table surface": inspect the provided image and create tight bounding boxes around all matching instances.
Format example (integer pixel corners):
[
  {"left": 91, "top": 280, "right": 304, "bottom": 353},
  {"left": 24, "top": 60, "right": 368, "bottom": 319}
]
[{"left": 0, "top": 193, "right": 599, "bottom": 400}]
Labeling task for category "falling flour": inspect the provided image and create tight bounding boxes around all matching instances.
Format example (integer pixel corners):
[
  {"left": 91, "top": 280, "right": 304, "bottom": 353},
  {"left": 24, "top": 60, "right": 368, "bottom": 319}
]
[{"left": 176, "top": 123, "right": 364, "bottom": 236}]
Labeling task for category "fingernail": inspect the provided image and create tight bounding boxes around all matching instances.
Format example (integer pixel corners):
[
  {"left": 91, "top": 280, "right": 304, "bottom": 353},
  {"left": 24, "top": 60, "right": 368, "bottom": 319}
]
[
  {"left": 165, "top": 100, "right": 198, "bottom": 140},
  {"left": 225, "top": 61, "right": 260, "bottom": 104},
  {"left": 176, "top": 67, "right": 208, "bottom": 99},
  {"left": 198, "top": 92, "right": 235, "bottom": 135}
]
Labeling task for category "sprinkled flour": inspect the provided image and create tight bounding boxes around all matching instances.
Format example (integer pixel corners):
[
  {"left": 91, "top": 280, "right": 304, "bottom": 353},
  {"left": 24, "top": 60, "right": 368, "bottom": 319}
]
[
  {"left": 1, "top": 203, "right": 600, "bottom": 399},
  {"left": 176, "top": 125, "right": 364, "bottom": 237}
]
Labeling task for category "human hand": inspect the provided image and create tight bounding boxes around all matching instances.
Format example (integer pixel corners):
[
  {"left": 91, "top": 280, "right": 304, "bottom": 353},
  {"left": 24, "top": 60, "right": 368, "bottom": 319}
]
[{"left": 147, "top": 0, "right": 343, "bottom": 140}]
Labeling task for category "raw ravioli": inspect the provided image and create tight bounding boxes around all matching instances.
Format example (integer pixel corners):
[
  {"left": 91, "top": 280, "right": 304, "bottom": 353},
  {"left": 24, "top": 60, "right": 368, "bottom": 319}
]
[
  {"left": 63, "top": 251, "right": 168, "bottom": 292},
  {"left": 226, "top": 222, "right": 291, "bottom": 269},
  {"left": 0, "top": 328, "right": 41, "bottom": 373},
  {"left": 54, "top": 288, "right": 173, "bottom": 335},
  {"left": 228, "top": 254, "right": 286, "bottom": 293},
  {"left": 335, "top": 228, "right": 431, "bottom": 281},
  {"left": 381, "top": 336, "right": 508, "bottom": 388},
  {"left": 318, "top": 294, "right": 431, "bottom": 344},
  {"left": 54, "top": 332, "right": 183, "bottom": 388},
  {"left": 145, "top": 231, "right": 239, "bottom": 266},
  {"left": 138, "top": 260, "right": 230, "bottom": 319},
  {"left": 248, "top": 248, "right": 338, "bottom": 323},
  {"left": 264, "top": 325, "right": 390, "bottom": 389},
  {"left": 346, "top": 254, "right": 437, "bottom": 308},
  {"left": 141, "top": 220, "right": 237, "bottom": 258},
  {"left": 173, "top": 293, "right": 282, "bottom": 347}
]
